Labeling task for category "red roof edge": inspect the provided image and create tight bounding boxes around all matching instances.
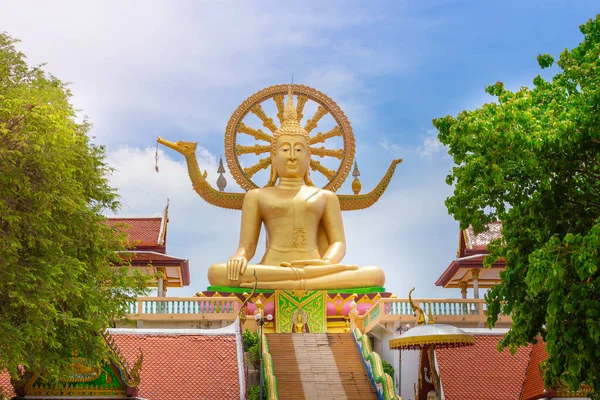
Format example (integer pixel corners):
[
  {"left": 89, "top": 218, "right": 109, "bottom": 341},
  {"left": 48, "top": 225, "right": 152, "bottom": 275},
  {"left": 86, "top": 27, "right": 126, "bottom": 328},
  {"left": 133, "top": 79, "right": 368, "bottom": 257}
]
[
  {"left": 435, "top": 256, "right": 505, "bottom": 287},
  {"left": 182, "top": 260, "right": 190, "bottom": 286},
  {"left": 435, "top": 259, "right": 463, "bottom": 287}
]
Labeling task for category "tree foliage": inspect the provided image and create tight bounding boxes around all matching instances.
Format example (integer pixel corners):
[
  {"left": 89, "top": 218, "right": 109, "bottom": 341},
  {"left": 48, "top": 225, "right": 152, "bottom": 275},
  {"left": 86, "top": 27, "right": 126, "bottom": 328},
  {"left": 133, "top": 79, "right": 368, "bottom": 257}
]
[
  {"left": 0, "top": 33, "right": 148, "bottom": 381},
  {"left": 433, "top": 16, "right": 600, "bottom": 396}
]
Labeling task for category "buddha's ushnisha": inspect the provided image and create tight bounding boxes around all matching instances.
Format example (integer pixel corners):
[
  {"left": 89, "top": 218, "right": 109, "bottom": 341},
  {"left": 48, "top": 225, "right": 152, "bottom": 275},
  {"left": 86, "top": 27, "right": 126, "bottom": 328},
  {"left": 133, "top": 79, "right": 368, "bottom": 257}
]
[{"left": 207, "top": 86, "right": 385, "bottom": 289}]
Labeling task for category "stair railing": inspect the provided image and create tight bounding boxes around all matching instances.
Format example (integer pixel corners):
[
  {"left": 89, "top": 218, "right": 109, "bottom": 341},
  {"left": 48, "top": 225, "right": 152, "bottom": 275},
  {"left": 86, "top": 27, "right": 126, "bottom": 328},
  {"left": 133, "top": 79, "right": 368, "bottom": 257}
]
[
  {"left": 261, "top": 332, "right": 279, "bottom": 400},
  {"left": 353, "top": 327, "right": 402, "bottom": 400}
]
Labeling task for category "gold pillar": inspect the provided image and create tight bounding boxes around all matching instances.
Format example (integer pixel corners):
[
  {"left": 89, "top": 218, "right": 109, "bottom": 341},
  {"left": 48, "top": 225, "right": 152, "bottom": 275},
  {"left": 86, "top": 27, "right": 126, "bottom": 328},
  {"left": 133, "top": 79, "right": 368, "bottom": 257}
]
[
  {"left": 471, "top": 269, "right": 480, "bottom": 299},
  {"left": 458, "top": 281, "right": 468, "bottom": 299}
]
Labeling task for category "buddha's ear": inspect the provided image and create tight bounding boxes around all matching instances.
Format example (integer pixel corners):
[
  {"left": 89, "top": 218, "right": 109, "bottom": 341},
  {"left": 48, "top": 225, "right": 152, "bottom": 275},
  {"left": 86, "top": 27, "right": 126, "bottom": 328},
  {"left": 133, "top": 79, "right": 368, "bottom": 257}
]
[
  {"left": 266, "top": 154, "right": 278, "bottom": 186},
  {"left": 304, "top": 167, "right": 314, "bottom": 186}
]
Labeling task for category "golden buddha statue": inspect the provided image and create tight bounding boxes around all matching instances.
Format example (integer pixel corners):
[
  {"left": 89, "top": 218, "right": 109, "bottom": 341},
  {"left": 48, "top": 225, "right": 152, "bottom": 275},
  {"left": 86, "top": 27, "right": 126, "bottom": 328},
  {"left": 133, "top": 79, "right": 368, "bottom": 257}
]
[
  {"left": 157, "top": 84, "right": 402, "bottom": 290},
  {"left": 293, "top": 309, "right": 308, "bottom": 333},
  {"left": 206, "top": 88, "right": 384, "bottom": 289}
]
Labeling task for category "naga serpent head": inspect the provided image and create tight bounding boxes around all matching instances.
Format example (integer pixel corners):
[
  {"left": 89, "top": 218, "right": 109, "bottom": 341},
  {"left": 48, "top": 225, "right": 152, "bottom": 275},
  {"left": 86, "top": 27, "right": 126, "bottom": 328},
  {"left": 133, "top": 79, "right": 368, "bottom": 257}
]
[
  {"left": 157, "top": 136, "right": 198, "bottom": 156},
  {"left": 409, "top": 287, "right": 426, "bottom": 326}
]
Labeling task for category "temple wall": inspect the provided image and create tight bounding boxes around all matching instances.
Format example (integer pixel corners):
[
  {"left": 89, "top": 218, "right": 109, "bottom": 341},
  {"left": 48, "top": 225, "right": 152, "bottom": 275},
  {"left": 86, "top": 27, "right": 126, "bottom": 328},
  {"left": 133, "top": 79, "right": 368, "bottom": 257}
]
[{"left": 369, "top": 328, "right": 420, "bottom": 399}]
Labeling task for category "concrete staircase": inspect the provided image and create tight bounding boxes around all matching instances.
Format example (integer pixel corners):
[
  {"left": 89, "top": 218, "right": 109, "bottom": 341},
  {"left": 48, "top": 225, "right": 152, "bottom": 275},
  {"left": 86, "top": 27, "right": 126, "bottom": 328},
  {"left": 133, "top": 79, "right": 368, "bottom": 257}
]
[{"left": 266, "top": 333, "right": 378, "bottom": 400}]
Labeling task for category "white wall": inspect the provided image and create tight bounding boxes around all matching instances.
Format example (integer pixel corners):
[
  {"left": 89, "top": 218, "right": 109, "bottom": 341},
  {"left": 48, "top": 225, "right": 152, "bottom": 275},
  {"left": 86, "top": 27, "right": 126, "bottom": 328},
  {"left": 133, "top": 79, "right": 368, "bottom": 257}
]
[{"left": 369, "top": 326, "right": 420, "bottom": 400}]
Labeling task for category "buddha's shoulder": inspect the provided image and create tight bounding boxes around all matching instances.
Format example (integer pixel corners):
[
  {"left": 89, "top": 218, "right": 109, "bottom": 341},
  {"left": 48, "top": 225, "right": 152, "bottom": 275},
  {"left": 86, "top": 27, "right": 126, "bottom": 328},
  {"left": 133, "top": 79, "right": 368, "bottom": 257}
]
[
  {"left": 309, "top": 187, "right": 338, "bottom": 203},
  {"left": 246, "top": 187, "right": 280, "bottom": 201}
]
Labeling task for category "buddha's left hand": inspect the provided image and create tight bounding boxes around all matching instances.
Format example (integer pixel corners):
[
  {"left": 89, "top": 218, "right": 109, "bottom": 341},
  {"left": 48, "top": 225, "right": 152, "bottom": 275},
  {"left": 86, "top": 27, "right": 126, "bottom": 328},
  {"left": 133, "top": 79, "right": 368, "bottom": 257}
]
[{"left": 280, "top": 259, "right": 333, "bottom": 267}]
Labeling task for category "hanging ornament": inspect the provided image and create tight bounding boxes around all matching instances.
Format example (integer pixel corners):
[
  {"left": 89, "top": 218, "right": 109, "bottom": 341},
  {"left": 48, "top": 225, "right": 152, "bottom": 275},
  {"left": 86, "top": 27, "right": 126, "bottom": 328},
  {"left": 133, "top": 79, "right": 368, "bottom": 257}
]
[{"left": 155, "top": 140, "right": 159, "bottom": 173}]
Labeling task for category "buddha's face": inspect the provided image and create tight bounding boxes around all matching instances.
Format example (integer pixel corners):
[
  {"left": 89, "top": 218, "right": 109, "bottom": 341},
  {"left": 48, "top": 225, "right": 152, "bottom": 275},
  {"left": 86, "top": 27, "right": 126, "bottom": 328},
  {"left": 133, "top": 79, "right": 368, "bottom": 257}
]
[{"left": 273, "top": 135, "right": 309, "bottom": 179}]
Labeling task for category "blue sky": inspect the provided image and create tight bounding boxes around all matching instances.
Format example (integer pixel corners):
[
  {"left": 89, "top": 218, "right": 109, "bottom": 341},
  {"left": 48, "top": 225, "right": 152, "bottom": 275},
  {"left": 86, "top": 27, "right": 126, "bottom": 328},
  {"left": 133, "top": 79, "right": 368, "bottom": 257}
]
[{"left": 2, "top": 1, "right": 597, "bottom": 297}]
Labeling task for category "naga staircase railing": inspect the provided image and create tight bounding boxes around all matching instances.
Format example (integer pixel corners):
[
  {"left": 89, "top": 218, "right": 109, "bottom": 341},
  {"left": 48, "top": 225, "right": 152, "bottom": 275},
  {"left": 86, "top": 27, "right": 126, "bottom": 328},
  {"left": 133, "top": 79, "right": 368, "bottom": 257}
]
[
  {"left": 261, "top": 331, "right": 278, "bottom": 400},
  {"left": 353, "top": 327, "right": 401, "bottom": 400}
]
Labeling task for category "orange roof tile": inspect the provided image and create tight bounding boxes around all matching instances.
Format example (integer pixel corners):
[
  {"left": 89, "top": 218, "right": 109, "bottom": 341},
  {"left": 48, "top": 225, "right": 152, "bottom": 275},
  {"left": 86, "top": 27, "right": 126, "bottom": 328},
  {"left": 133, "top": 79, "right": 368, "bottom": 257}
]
[
  {"left": 106, "top": 217, "right": 164, "bottom": 248},
  {"left": 0, "top": 371, "right": 14, "bottom": 398},
  {"left": 464, "top": 221, "right": 503, "bottom": 251},
  {"left": 436, "top": 334, "right": 531, "bottom": 400},
  {"left": 521, "top": 340, "right": 549, "bottom": 400},
  {"left": 111, "top": 333, "right": 242, "bottom": 400}
]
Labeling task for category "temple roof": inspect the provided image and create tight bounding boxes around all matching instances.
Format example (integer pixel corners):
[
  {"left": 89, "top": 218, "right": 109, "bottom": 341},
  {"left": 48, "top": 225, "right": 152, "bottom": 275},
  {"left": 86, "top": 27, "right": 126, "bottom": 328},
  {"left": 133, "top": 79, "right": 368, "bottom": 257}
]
[
  {"left": 521, "top": 340, "right": 592, "bottom": 399},
  {"left": 521, "top": 340, "right": 549, "bottom": 400},
  {"left": 435, "top": 332, "right": 592, "bottom": 399},
  {"left": 105, "top": 214, "right": 166, "bottom": 249},
  {"left": 105, "top": 202, "right": 190, "bottom": 287},
  {"left": 436, "top": 222, "right": 505, "bottom": 289},
  {"left": 463, "top": 221, "right": 503, "bottom": 253},
  {"left": 108, "top": 325, "right": 245, "bottom": 400},
  {"left": 435, "top": 333, "right": 531, "bottom": 400}
]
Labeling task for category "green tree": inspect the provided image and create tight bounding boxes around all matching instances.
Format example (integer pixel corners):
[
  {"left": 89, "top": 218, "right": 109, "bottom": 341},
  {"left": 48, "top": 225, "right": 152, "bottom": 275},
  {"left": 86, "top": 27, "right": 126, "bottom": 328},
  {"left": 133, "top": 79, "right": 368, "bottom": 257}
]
[
  {"left": 433, "top": 16, "right": 600, "bottom": 396},
  {"left": 0, "top": 33, "right": 148, "bottom": 383}
]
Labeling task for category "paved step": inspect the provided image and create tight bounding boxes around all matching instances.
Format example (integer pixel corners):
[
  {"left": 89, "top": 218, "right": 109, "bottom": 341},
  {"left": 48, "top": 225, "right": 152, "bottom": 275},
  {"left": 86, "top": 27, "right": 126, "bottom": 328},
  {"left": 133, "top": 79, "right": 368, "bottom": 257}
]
[
  {"left": 266, "top": 333, "right": 377, "bottom": 400},
  {"left": 329, "top": 333, "right": 378, "bottom": 400}
]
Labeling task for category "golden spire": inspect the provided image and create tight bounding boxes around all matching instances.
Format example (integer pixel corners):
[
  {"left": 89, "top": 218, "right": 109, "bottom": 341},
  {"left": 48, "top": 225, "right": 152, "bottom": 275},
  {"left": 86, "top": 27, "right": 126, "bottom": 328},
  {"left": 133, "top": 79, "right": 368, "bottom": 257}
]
[
  {"left": 273, "top": 85, "right": 310, "bottom": 139},
  {"left": 352, "top": 160, "right": 362, "bottom": 195},
  {"left": 282, "top": 85, "right": 298, "bottom": 122}
]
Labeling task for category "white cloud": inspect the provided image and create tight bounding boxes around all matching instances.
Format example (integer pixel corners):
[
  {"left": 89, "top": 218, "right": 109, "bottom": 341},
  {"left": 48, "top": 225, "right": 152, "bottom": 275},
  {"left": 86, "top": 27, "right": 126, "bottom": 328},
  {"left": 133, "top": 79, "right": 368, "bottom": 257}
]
[
  {"left": 416, "top": 129, "right": 445, "bottom": 158},
  {"left": 379, "top": 139, "right": 404, "bottom": 158},
  {"left": 1, "top": 1, "right": 409, "bottom": 146}
]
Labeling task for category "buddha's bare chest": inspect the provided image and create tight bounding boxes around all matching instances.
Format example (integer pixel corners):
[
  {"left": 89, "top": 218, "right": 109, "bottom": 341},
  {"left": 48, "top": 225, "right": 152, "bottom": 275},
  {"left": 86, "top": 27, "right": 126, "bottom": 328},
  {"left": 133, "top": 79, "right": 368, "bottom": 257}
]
[{"left": 257, "top": 191, "right": 326, "bottom": 222}]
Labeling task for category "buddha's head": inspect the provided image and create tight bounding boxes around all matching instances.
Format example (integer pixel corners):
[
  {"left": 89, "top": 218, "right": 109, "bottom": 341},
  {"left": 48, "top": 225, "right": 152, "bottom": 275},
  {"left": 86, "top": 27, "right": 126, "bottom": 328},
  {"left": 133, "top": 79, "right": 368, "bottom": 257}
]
[{"left": 267, "top": 86, "right": 313, "bottom": 186}]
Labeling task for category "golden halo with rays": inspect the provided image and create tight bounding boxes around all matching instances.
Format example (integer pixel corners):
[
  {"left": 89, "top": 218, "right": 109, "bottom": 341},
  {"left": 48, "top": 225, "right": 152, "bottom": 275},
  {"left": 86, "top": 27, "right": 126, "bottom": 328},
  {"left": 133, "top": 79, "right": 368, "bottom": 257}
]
[{"left": 224, "top": 84, "right": 356, "bottom": 192}]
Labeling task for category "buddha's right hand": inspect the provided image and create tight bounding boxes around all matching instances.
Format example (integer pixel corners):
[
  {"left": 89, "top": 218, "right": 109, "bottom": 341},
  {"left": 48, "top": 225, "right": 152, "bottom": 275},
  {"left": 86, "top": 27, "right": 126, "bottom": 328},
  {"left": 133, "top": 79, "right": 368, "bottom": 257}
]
[{"left": 227, "top": 256, "right": 248, "bottom": 281}]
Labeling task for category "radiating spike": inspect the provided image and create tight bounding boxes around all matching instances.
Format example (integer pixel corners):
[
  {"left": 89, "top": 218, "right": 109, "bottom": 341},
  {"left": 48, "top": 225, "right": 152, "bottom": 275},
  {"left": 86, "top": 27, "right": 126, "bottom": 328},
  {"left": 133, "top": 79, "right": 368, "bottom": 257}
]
[
  {"left": 244, "top": 157, "right": 272, "bottom": 178},
  {"left": 273, "top": 95, "right": 285, "bottom": 124},
  {"left": 250, "top": 104, "right": 278, "bottom": 133},
  {"left": 310, "top": 160, "right": 335, "bottom": 180},
  {"left": 310, "top": 146, "right": 343, "bottom": 160},
  {"left": 296, "top": 95, "right": 308, "bottom": 122},
  {"left": 236, "top": 144, "right": 271, "bottom": 156},
  {"left": 238, "top": 122, "right": 273, "bottom": 142},
  {"left": 304, "top": 106, "right": 328, "bottom": 133},
  {"left": 310, "top": 126, "right": 341, "bottom": 144}
]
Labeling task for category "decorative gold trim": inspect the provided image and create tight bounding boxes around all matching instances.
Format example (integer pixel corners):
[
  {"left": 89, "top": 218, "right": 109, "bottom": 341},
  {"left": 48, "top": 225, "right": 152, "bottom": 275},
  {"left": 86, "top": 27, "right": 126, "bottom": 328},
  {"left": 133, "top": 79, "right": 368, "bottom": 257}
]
[
  {"left": 389, "top": 333, "right": 475, "bottom": 350},
  {"left": 27, "top": 387, "right": 127, "bottom": 397},
  {"left": 337, "top": 158, "right": 402, "bottom": 211}
]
